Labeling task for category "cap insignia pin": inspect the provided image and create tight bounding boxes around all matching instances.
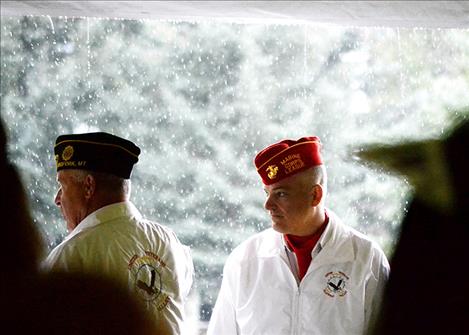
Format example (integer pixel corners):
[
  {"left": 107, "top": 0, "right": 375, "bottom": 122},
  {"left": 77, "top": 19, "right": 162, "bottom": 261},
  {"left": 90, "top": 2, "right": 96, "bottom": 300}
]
[
  {"left": 266, "top": 165, "right": 279, "bottom": 179},
  {"left": 62, "top": 145, "right": 74, "bottom": 161}
]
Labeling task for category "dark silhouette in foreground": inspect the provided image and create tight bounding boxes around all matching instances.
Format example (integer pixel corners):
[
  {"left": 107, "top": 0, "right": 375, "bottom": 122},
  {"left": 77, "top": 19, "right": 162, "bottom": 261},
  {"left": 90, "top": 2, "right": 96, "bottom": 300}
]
[{"left": 357, "top": 114, "right": 468, "bottom": 334}]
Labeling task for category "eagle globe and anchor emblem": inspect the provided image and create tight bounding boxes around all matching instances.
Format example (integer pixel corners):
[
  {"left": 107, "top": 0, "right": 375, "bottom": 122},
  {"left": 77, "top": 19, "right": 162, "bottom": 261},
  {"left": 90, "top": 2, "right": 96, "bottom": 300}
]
[{"left": 266, "top": 165, "right": 279, "bottom": 179}]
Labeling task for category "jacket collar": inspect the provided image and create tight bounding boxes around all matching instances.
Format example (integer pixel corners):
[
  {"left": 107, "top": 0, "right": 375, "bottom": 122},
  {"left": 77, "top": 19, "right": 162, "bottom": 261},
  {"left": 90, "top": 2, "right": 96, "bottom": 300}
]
[
  {"left": 64, "top": 201, "right": 141, "bottom": 242},
  {"left": 257, "top": 209, "right": 355, "bottom": 266},
  {"left": 312, "top": 210, "right": 355, "bottom": 267}
]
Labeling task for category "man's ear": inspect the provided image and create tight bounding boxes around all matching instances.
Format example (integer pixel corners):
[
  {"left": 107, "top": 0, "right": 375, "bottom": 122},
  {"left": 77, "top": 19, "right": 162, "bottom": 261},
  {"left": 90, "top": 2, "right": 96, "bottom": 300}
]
[
  {"left": 83, "top": 174, "right": 96, "bottom": 200},
  {"left": 311, "top": 184, "right": 323, "bottom": 206}
]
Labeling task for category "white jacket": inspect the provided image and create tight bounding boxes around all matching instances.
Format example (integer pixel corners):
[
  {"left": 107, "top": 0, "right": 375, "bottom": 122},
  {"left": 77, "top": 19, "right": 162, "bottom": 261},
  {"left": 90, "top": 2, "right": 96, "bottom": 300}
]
[
  {"left": 43, "top": 201, "right": 194, "bottom": 335},
  {"left": 207, "top": 210, "right": 389, "bottom": 335}
]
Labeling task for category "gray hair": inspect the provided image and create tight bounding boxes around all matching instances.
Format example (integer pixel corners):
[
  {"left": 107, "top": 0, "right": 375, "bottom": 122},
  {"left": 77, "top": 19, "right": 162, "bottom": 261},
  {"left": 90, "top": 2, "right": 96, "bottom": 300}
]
[
  {"left": 303, "top": 165, "right": 327, "bottom": 196},
  {"left": 71, "top": 170, "right": 131, "bottom": 199}
]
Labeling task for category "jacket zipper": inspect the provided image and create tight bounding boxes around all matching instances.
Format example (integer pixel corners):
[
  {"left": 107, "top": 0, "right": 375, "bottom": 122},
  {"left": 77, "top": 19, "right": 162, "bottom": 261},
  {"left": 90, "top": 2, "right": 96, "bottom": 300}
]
[
  {"left": 292, "top": 285, "right": 301, "bottom": 335},
  {"left": 284, "top": 245, "right": 302, "bottom": 335}
]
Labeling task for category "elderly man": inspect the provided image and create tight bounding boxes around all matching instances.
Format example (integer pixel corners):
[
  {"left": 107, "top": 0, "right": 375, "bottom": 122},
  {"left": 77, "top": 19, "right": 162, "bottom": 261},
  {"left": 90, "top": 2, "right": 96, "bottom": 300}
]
[
  {"left": 43, "top": 132, "right": 194, "bottom": 335},
  {"left": 208, "top": 136, "right": 390, "bottom": 335}
]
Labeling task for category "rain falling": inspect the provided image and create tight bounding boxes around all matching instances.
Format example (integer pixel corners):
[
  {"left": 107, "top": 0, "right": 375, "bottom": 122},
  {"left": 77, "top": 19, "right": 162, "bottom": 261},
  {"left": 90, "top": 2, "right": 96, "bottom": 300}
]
[{"left": 1, "top": 15, "right": 468, "bottom": 330}]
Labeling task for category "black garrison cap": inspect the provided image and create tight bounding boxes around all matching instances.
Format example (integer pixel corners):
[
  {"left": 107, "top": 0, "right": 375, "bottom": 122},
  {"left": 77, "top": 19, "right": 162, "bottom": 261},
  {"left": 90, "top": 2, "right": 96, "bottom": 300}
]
[{"left": 54, "top": 132, "right": 140, "bottom": 179}]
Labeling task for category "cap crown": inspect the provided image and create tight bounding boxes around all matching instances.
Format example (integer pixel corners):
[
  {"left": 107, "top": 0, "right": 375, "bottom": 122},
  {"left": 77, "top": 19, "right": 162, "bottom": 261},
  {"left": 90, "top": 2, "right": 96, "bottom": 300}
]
[
  {"left": 254, "top": 136, "right": 323, "bottom": 185},
  {"left": 54, "top": 132, "right": 140, "bottom": 179}
]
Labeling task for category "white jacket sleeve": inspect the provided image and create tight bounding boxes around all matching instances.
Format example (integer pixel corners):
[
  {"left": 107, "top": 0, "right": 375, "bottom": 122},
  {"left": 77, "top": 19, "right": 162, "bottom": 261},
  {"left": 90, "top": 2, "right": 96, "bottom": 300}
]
[
  {"left": 364, "top": 245, "right": 390, "bottom": 330},
  {"left": 207, "top": 261, "right": 239, "bottom": 335}
]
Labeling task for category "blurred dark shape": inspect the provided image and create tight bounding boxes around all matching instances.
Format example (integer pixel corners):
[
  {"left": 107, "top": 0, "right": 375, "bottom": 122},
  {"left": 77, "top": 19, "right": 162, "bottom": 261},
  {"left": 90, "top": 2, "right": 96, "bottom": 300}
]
[
  {"left": 370, "top": 197, "right": 466, "bottom": 334},
  {"left": 1, "top": 121, "right": 44, "bottom": 278},
  {"left": 444, "top": 117, "right": 469, "bottom": 219},
  {"left": 356, "top": 113, "right": 468, "bottom": 334},
  {"left": 0, "top": 118, "right": 6, "bottom": 164},
  {"left": 7, "top": 272, "right": 156, "bottom": 335},
  {"left": 0, "top": 118, "right": 157, "bottom": 334}
]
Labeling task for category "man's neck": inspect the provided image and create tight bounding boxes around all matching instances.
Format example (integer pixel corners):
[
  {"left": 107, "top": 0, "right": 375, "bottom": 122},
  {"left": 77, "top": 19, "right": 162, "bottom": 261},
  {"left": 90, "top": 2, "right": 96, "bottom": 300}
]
[
  {"left": 85, "top": 194, "right": 127, "bottom": 218},
  {"left": 299, "top": 207, "right": 326, "bottom": 236}
]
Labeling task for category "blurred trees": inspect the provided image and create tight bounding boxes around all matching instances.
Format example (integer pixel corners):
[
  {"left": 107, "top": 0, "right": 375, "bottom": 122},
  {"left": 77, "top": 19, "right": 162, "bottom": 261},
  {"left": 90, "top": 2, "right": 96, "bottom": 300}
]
[{"left": 2, "top": 16, "right": 468, "bottom": 320}]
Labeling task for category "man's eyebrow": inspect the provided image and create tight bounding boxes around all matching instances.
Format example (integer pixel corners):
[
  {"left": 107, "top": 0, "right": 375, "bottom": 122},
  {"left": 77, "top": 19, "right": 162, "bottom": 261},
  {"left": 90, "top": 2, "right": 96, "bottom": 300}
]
[
  {"left": 264, "top": 185, "right": 289, "bottom": 193},
  {"left": 270, "top": 186, "right": 289, "bottom": 192}
]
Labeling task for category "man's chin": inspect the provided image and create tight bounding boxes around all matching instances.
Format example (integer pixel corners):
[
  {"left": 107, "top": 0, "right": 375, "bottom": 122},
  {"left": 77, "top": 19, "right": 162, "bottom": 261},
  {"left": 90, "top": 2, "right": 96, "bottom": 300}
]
[{"left": 271, "top": 221, "right": 286, "bottom": 234}]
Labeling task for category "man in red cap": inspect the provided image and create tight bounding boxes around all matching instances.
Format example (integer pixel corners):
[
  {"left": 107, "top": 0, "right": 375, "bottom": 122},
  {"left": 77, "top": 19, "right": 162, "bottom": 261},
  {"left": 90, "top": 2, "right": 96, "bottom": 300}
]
[{"left": 208, "top": 136, "right": 390, "bottom": 335}]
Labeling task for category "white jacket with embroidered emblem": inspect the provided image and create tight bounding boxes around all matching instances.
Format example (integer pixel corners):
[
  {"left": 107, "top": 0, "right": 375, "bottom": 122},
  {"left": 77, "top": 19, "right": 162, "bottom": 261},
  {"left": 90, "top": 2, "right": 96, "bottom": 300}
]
[
  {"left": 207, "top": 210, "right": 389, "bottom": 335},
  {"left": 43, "top": 201, "right": 194, "bottom": 335}
]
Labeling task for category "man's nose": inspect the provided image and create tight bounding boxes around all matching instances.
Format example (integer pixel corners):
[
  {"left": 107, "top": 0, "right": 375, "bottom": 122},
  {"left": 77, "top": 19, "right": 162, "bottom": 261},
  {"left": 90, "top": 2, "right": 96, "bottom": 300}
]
[
  {"left": 54, "top": 188, "right": 62, "bottom": 207},
  {"left": 264, "top": 194, "right": 275, "bottom": 211}
]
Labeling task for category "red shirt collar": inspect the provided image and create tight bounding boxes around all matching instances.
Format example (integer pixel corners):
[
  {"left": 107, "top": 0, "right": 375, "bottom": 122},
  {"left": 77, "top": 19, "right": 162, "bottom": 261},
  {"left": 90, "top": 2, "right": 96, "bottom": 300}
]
[
  {"left": 284, "top": 211, "right": 329, "bottom": 281},
  {"left": 284, "top": 211, "right": 329, "bottom": 250}
]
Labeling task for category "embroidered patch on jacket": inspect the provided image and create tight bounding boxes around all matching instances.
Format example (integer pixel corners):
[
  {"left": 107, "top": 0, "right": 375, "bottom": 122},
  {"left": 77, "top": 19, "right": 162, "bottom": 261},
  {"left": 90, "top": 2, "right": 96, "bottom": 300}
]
[
  {"left": 128, "top": 251, "right": 171, "bottom": 311},
  {"left": 323, "top": 271, "right": 349, "bottom": 297}
]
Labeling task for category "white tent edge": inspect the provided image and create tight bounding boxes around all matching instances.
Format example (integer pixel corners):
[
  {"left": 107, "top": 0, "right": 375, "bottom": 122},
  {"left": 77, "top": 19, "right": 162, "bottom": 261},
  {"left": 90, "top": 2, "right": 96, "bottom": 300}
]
[{"left": 2, "top": 1, "right": 469, "bottom": 28}]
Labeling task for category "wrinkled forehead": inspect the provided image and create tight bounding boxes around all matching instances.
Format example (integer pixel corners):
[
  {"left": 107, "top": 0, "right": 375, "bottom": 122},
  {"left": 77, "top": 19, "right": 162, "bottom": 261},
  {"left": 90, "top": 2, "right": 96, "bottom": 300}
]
[{"left": 56, "top": 169, "right": 81, "bottom": 183}]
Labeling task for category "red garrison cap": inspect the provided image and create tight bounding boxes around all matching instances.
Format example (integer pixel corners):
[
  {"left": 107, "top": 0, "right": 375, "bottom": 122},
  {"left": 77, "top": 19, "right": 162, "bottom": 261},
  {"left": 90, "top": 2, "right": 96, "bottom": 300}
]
[{"left": 254, "top": 136, "right": 323, "bottom": 185}]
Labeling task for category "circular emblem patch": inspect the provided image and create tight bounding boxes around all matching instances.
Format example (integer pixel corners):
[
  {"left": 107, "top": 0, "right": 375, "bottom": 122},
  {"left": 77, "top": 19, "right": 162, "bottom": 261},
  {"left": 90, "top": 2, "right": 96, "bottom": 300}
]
[
  {"left": 324, "top": 271, "right": 349, "bottom": 297},
  {"left": 62, "top": 145, "right": 74, "bottom": 161},
  {"left": 128, "top": 251, "right": 171, "bottom": 311}
]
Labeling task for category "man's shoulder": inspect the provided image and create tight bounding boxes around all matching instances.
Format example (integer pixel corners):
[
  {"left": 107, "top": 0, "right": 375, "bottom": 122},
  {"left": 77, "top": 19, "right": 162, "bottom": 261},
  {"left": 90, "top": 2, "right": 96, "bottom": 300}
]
[
  {"left": 135, "top": 216, "right": 168, "bottom": 232},
  {"left": 237, "top": 227, "right": 278, "bottom": 246},
  {"left": 328, "top": 210, "right": 387, "bottom": 256},
  {"left": 42, "top": 235, "right": 82, "bottom": 270},
  {"left": 89, "top": 207, "right": 180, "bottom": 245},
  {"left": 227, "top": 228, "right": 280, "bottom": 262},
  {"left": 95, "top": 202, "right": 179, "bottom": 240},
  {"left": 48, "top": 216, "right": 179, "bottom": 257},
  {"left": 136, "top": 217, "right": 184, "bottom": 246}
]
